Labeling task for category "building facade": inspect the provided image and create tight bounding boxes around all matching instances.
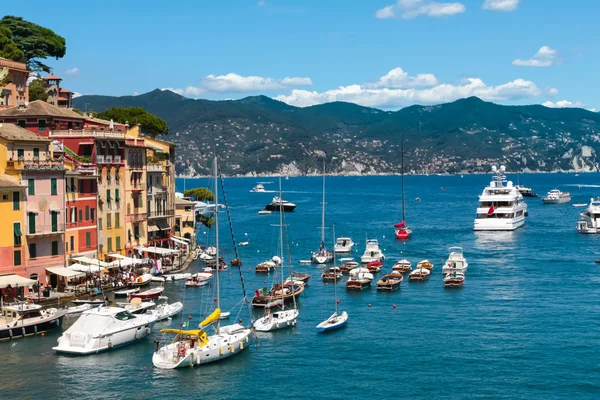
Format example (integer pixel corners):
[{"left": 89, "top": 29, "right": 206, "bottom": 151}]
[
  {"left": 175, "top": 197, "right": 196, "bottom": 242},
  {"left": 0, "top": 174, "right": 25, "bottom": 277},
  {"left": 65, "top": 171, "right": 98, "bottom": 259},
  {"left": 124, "top": 129, "right": 148, "bottom": 257},
  {"left": 0, "top": 57, "right": 29, "bottom": 109}
]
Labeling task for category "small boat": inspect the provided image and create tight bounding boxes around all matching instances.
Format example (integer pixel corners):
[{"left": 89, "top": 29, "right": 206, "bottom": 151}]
[
  {"left": 394, "top": 144, "right": 412, "bottom": 240},
  {"left": 392, "top": 259, "right": 412, "bottom": 273},
  {"left": 114, "top": 287, "right": 140, "bottom": 297},
  {"left": 542, "top": 189, "right": 571, "bottom": 204},
  {"left": 54, "top": 307, "right": 157, "bottom": 354},
  {"left": 117, "top": 298, "right": 156, "bottom": 315},
  {"left": 345, "top": 267, "right": 374, "bottom": 291},
  {"left": 251, "top": 281, "right": 305, "bottom": 308},
  {"left": 442, "top": 246, "right": 468, "bottom": 275},
  {"left": 185, "top": 278, "right": 209, "bottom": 287},
  {"left": 321, "top": 267, "right": 342, "bottom": 282},
  {"left": 1, "top": 303, "right": 66, "bottom": 340},
  {"left": 311, "top": 172, "right": 334, "bottom": 264},
  {"left": 417, "top": 260, "right": 434, "bottom": 270},
  {"left": 366, "top": 260, "right": 383, "bottom": 273},
  {"left": 316, "top": 311, "right": 348, "bottom": 333},
  {"left": 299, "top": 260, "right": 311, "bottom": 264},
  {"left": 595, "top": 260, "right": 600, "bottom": 264},
  {"left": 376, "top": 272, "right": 404, "bottom": 291},
  {"left": 573, "top": 203, "right": 587, "bottom": 207},
  {"left": 66, "top": 303, "right": 92, "bottom": 315},
  {"left": 258, "top": 210, "right": 272, "bottom": 215},
  {"left": 516, "top": 184, "right": 538, "bottom": 198},
  {"left": 230, "top": 259, "right": 242, "bottom": 267},
  {"left": 408, "top": 267, "right": 430, "bottom": 281},
  {"left": 340, "top": 261, "right": 359, "bottom": 274},
  {"left": 444, "top": 272, "right": 465, "bottom": 287},
  {"left": 148, "top": 299, "right": 184, "bottom": 322},
  {"left": 334, "top": 237, "right": 354, "bottom": 253},
  {"left": 239, "top": 241, "right": 249, "bottom": 246},
  {"left": 131, "top": 273, "right": 153, "bottom": 287},
  {"left": 256, "top": 260, "right": 277, "bottom": 273},
  {"left": 339, "top": 257, "right": 354, "bottom": 262},
  {"left": 72, "top": 299, "right": 107, "bottom": 306},
  {"left": 220, "top": 311, "right": 231, "bottom": 320},
  {"left": 251, "top": 184, "right": 266, "bottom": 192},
  {"left": 360, "top": 239, "right": 385, "bottom": 263},
  {"left": 287, "top": 271, "right": 311, "bottom": 285},
  {"left": 253, "top": 309, "right": 298, "bottom": 332},
  {"left": 162, "top": 273, "right": 192, "bottom": 282},
  {"left": 151, "top": 276, "right": 165, "bottom": 283},
  {"left": 130, "top": 287, "right": 164, "bottom": 300},
  {"left": 264, "top": 196, "right": 296, "bottom": 212}
]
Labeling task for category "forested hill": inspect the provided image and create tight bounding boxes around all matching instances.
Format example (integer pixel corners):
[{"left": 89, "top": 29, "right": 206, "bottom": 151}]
[{"left": 74, "top": 90, "right": 600, "bottom": 176}]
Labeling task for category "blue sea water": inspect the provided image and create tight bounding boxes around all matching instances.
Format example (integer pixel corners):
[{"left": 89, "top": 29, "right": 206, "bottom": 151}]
[{"left": 2, "top": 173, "right": 600, "bottom": 399}]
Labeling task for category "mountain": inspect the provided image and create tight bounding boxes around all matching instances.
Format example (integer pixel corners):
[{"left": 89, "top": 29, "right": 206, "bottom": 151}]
[{"left": 74, "top": 91, "right": 600, "bottom": 176}]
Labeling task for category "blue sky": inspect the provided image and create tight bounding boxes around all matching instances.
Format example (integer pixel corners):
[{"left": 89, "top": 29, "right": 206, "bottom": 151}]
[{"left": 5, "top": 0, "right": 599, "bottom": 110}]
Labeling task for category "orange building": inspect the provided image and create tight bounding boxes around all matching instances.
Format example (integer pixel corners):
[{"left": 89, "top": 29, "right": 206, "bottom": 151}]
[{"left": 0, "top": 57, "right": 29, "bottom": 109}]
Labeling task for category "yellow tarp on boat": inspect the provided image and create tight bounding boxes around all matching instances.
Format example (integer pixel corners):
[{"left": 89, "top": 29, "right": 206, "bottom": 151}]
[
  {"left": 199, "top": 308, "right": 221, "bottom": 328},
  {"left": 159, "top": 328, "right": 204, "bottom": 337}
]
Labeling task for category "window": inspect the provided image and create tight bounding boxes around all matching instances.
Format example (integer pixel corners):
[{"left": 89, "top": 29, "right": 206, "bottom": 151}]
[
  {"left": 13, "top": 222, "right": 22, "bottom": 246},
  {"left": 28, "top": 179, "right": 35, "bottom": 195},
  {"left": 134, "top": 224, "right": 140, "bottom": 240},
  {"left": 33, "top": 148, "right": 39, "bottom": 158},
  {"left": 116, "top": 236, "right": 121, "bottom": 250},
  {"left": 14, "top": 250, "right": 21, "bottom": 266},
  {"left": 13, "top": 191, "right": 20, "bottom": 210},
  {"left": 91, "top": 208, "right": 95, "bottom": 221},
  {"left": 107, "top": 238, "right": 113, "bottom": 252},
  {"left": 17, "top": 148, "right": 24, "bottom": 159},
  {"left": 28, "top": 212, "right": 36, "bottom": 234},
  {"left": 106, "top": 189, "right": 111, "bottom": 202},
  {"left": 107, "top": 213, "right": 112, "bottom": 228},
  {"left": 29, "top": 243, "right": 37, "bottom": 259},
  {"left": 51, "top": 211, "right": 58, "bottom": 232},
  {"left": 86, "top": 232, "right": 91, "bottom": 247},
  {"left": 68, "top": 121, "right": 73, "bottom": 130},
  {"left": 70, "top": 235, "right": 74, "bottom": 251},
  {"left": 51, "top": 178, "right": 57, "bottom": 195},
  {"left": 115, "top": 212, "right": 120, "bottom": 228},
  {"left": 115, "top": 189, "right": 120, "bottom": 202},
  {"left": 70, "top": 177, "right": 75, "bottom": 192},
  {"left": 51, "top": 241, "right": 58, "bottom": 256},
  {"left": 79, "top": 180, "right": 84, "bottom": 193},
  {"left": 79, "top": 210, "right": 82, "bottom": 222},
  {"left": 85, "top": 206, "right": 90, "bottom": 220},
  {"left": 98, "top": 217, "right": 103, "bottom": 230},
  {"left": 18, "top": 120, "right": 25, "bottom": 128},
  {"left": 38, "top": 119, "right": 46, "bottom": 132}
]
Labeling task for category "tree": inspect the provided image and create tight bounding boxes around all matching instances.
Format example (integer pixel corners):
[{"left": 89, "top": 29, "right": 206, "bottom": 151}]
[
  {"left": 0, "top": 16, "right": 66, "bottom": 73},
  {"left": 28, "top": 76, "right": 48, "bottom": 101},
  {"left": 184, "top": 187, "right": 214, "bottom": 202},
  {"left": 95, "top": 107, "right": 168, "bottom": 136},
  {"left": 0, "top": 25, "right": 23, "bottom": 62}
]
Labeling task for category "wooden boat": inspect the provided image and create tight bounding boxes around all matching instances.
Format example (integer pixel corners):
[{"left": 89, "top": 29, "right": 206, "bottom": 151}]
[
  {"left": 287, "top": 271, "right": 311, "bottom": 286},
  {"left": 366, "top": 260, "right": 383, "bottom": 273},
  {"left": 251, "top": 281, "right": 304, "bottom": 308},
  {"left": 131, "top": 273, "right": 153, "bottom": 287},
  {"left": 392, "top": 259, "right": 412, "bottom": 273},
  {"left": 230, "top": 258, "right": 242, "bottom": 267},
  {"left": 321, "top": 267, "right": 342, "bottom": 282},
  {"left": 345, "top": 268, "right": 373, "bottom": 291},
  {"left": 417, "top": 260, "right": 434, "bottom": 270},
  {"left": 316, "top": 311, "right": 348, "bottom": 333},
  {"left": 376, "top": 272, "right": 404, "bottom": 291},
  {"left": 205, "top": 258, "right": 227, "bottom": 270},
  {"left": 256, "top": 260, "right": 277, "bottom": 273},
  {"left": 444, "top": 272, "right": 465, "bottom": 287},
  {"left": 339, "top": 261, "right": 359, "bottom": 274},
  {"left": 130, "top": 286, "right": 164, "bottom": 300},
  {"left": 408, "top": 267, "right": 430, "bottom": 281}
]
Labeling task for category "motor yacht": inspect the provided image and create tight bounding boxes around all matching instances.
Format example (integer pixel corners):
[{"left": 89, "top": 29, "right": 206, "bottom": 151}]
[
  {"left": 53, "top": 306, "right": 157, "bottom": 354},
  {"left": 577, "top": 197, "right": 600, "bottom": 234},
  {"left": 250, "top": 184, "right": 266, "bottom": 193},
  {"left": 334, "top": 237, "right": 354, "bottom": 253},
  {"left": 474, "top": 166, "right": 527, "bottom": 231},
  {"left": 264, "top": 196, "right": 296, "bottom": 212},
  {"left": 360, "top": 239, "right": 385, "bottom": 263},
  {"left": 516, "top": 184, "right": 537, "bottom": 197},
  {"left": 1, "top": 303, "right": 65, "bottom": 340},
  {"left": 442, "top": 246, "right": 468, "bottom": 275},
  {"left": 542, "top": 189, "right": 571, "bottom": 204}
]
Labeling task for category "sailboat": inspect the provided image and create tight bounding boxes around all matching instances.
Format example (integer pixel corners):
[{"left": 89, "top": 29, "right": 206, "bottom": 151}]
[
  {"left": 152, "top": 157, "right": 251, "bottom": 369},
  {"left": 253, "top": 178, "right": 299, "bottom": 332},
  {"left": 312, "top": 160, "right": 333, "bottom": 264},
  {"left": 316, "top": 225, "right": 348, "bottom": 333},
  {"left": 394, "top": 141, "right": 412, "bottom": 240}
]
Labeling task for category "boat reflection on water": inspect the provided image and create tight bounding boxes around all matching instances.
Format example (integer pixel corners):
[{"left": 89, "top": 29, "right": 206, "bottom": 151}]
[{"left": 473, "top": 231, "right": 518, "bottom": 252}]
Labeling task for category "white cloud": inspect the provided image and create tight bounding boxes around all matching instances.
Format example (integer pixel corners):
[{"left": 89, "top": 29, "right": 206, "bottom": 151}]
[
  {"left": 201, "top": 73, "right": 312, "bottom": 93},
  {"left": 72, "top": 92, "right": 82, "bottom": 98},
  {"left": 161, "top": 87, "right": 204, "bottom": 97},
  {"left": 161, "top": 87, "right": 184, "bottom": 95},
  {"left": 133, "top": 91, "right": 140, "bottom": 96},
  {"left": 482, "top": 0, "right": 519, "bottom": 12},
  {"left": 65, "top": 67, "right": 79, "bottom": 77},
  {"left": 547, "top": 87, "right": 559, "bottom": 96},
  {"left": 513, "top": 46, "right": 557, "bottom": 67},
  {"left": 368, "top": 67, "right": 438, "bottom": 88},
  {"left": 542, "top": 100, "right": 595, "bottom": 112},
  {"left": 275, "top": 67, "right": 544, "bottom": 109},
  {"left": 257, "top": 0, "right": 266, "bottom": 6},
  {"left": 375, "top": 0, "right": 466, "bottom": 20}
]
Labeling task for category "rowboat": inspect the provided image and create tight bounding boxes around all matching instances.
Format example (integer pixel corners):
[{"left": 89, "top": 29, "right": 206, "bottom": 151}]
[
  {"left": 376, "top": 272, "right": 404, "bottom": 291},
  {"left": 131, "top": 273, "right": 153, "bottom": 287},
  {"left": 130, "top": 287, "right": 164, "bottom": 300}
]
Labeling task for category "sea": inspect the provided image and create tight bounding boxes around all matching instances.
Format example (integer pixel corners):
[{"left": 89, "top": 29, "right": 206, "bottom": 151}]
[{"left": 2, "top": 173, "right": 600, "bottom": 400}]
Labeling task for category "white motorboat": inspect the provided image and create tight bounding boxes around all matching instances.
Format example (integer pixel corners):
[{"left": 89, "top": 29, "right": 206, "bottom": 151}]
[
  {"left": 131, "top": 273, "right": 153, "bottom": 287},
  {"left": 114, "top": 287, "right": 140, "bottom": 297},
  {"left": 163, "top": 273, "right": 192, "bottom": 281},
  {"left": 258, "top": 210, "right": 272, "bottom": 215},
  {"left": 251, "top": 184, "right": 266, "bottom": 192},
  {"left": 516, "top": 184, "right": 537, "bottom": 198},
  {"left": 577, "top": 197, "right": 600, "bottom": 234},
  {"left": 239, "top": 241, "right": 249, "bottom": 246},
  {"left": 345, "top": 267, "right": 374, "bottom": 290},
  {"left": 185, "top": 278, "right": 209, "bottom": 287},
  {"left": 53, "top": 307, "right": 157, "bottom": 354},
  {"left": 334, "top": 237, "right": 354, "bottom": 253},
  {"left": 442, "top": 246, "right": 468, "bottom": 275},
  {"left": 254, "top": 309, "right": 298, "bottom": 332},
  {"left": 474, "top": 166, "right": 527, "bottom": 231},
  {"left": 116, "top": 298, "right": 155, "bottom": 315},
  {"left": 1, "top": 303, "right": 65, "bottom": 340},
  {"left": 542, "top": 189, "right": 571, "bottom": 204},
  {"left": 264, "top": 196, "right": 296, "bottom": 212},
  {"left": 392, "top": 259, "right": 412, "bottom": 273},
  {"left": 149, "top": 300, "right": 184, "bottom": 322},
  {"left": 66, "top": 303, "right": 92, "bottom": 315},
  {"left": 151, "top": 276, "right": 166, "bottom": 283},
  {"left": 152, "top": 156, "right": 251, "bottom": 369},
  {"left": 573, "top": 203, "right": 587, "bottom": 207},
  {"left": 360, "top": 239, "right": 385, "bottom": 263}
]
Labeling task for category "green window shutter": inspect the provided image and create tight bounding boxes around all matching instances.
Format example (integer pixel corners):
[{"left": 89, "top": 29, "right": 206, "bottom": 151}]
[
  {"left": 28, "top": 179, "right": 35, "bottom": 195},
  {"left": 70, "top": 236, "right": 74, "bottom": 251},
  {"left": 51, "top": 241, "right": 58, "bottom": 256},
  {"left": 107, "top": 238, "right": 113, "bottom": 252},
  {"left": 12, "top": 191, "right": 20, "bottom": 210},
  {"left": 70, "top": 177, "right": 75, "bottom": 192},
  {"left": 18, "top": 120, "right": 25, "bottom": 128},
  {"left": 51, "top": 211, "right": 58, "bottom": 232},
  {"left": 13, "top": 222, "right": 22, "bottom": 245},
  {"left": 115, "top": 212, "right": 120, "bottom": 228},
  {"left": 51, "top": 178, "right": 57, "bottom": 195},
  {"left": 33, "top": 148, "right": 39, "bottom": 158},
  {"left": 106, "top": 189, "right": 111, "bottom": 201},
  {"left": 28, "top": 212, "right": 36, "bottom": 234},
  {"left": 29, "top": 243, "right": 36, "bottom": 259},
  {"left": 38, "top": 119, "right": 46, "bottom": 132},
  {"left": 86, "top": 232, "right": 91, "bottom": 247},
  {"left": 115, "top": 189, "right": 120, "bottom": 202},
  {"left": 85, "top": 206, "right": 90, "bottom": 220},
  {"left": 116, "top": 236, "right": 120, "bottom": 250},
  {"left": 14, "top": 250, "right": 21, "bottom": 266},
  {"left": 79, "top": 210, "right": 82, "bottom": 222}
]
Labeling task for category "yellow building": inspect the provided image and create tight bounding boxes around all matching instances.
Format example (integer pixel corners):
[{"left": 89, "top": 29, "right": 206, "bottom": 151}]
[
  {"left": 175, "top": 197, "right": 196, "bottom": 244},
  {"left": 123, "top": 125, "right": 148, "bottom": 257},
  {"left": 0, "top": 173, "right": 26, "bottom": 277}
]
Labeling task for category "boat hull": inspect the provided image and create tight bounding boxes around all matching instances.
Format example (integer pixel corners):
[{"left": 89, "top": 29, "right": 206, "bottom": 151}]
[
  {"left": 316, "top": 312, "right": 348, "bottom": 333},
  {"left": 473, "top": 217, "right": 525, "bottom": 231},
  {"left": 345, "top": 280, "right": 371, "bottom": 291},
  {"left": 0, "top": 314, "right": 65, "bottom": 341},
  {"left": 253, "top": 309, "right": 298, "bottom": 332},
  {"left": 264, "top": 204, "right": 296, "bottom": 212}
]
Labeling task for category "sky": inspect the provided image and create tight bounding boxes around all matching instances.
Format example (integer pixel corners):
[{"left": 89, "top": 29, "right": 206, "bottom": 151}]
[{"left": 5, "top": 0, "right": 599, "bottom": 111}]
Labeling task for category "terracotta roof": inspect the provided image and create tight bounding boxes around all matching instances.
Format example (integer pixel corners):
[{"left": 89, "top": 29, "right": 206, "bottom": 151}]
[
  {"left": 44, "top": 74, "right": 62, "bottom": 80},
  {"left": 176, "top": 197, "right": 196, "bottom": 206},
  {"left": 0, "top": 57, "right": 28, "bottom": 71},
  {"left": 0, "top": 123, "right": 51, "bottom": 142},
  {"left": 59, "top": 88, "right": 71, "bottom": 93},
  {"left": 0, "top": 174, "right": 24, "bottom": 189},
  {"left": 58, "top": 96, "right": 70, "bottom": 101},
  {"left": 0, "top": 101, "right": 84, "bottom": 119}
]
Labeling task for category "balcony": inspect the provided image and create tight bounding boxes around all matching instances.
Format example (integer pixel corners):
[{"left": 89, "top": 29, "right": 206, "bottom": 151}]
[
  {"left": 49, "top": 129, "right": 125, "bottom": 139},
  {"left": 148, "top": 209, "right": 175, "bottom": 219},
  {"left": 114, "top": 155, "right": 122, "bottom": 164},
  {"left": 147, "top": 162, "right": 165, "bottom": 172},
  {"left": 7, "top": 158, "right": 66, "bottom": 171},
  {"left": 126, "top": 213, "right": 147, "bottom": 223},
  {"left": 26, "top": 224, "right": 66, "bottom": 236},
  {"left": 97, "top": 155, "right": 105, "bottom": 164},
  {"left": 105, "top": 155, "right": 113, "bottom": 163}
]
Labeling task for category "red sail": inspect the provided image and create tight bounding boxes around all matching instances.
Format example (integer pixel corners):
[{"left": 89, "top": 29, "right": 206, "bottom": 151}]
[{"left": 394, "top": 220, "right": 406, "bottom": 228}]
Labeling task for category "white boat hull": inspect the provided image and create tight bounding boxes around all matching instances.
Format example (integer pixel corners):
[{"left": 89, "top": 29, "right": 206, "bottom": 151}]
[
  {"left": 253, "top": 309, "right": 298, "bottom": 332},
  {"left": 473, "top": 217, "right": 524, "bottom": 231},
  {"left": 152, "top": 325, "right": 251, "bottom": 369}
]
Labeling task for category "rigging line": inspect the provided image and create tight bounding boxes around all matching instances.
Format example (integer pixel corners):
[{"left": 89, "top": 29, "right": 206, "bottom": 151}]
[
  {"left": 218, "top": 169, "right": 253, "bottom": 323},
  {"left": 281, "top": 204, "right": 296, "bottom": 309}
]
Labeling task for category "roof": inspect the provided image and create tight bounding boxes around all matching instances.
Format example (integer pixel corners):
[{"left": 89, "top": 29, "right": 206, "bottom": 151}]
[
  {"left": 59, "top": 88, "right": 71, "bottom": 93},
  {"left": 44, "top": 74, "right": 62, "bottom": 80},
  {"left": 0, "top": 123, "right": 51, "bottom": 142},
  {"left": 0, "top": 101, "right": 84, "bottom": 119},
  {"left": 0, "top": 57, "right": 28, "bottom": 71},
  {"left": 176, "top": 197, "right": 196, "bottom": 206},
  {"left": 0, "top": 174, "right": 24, "bottom": 189}
]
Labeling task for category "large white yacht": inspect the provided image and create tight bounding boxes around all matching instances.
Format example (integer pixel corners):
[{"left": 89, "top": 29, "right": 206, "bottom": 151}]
[
  {"left": 576, "top": 197, "right": 600, "bottom": 234},
  {"left": 542, "top": 189, "right": 571, "bottom": 204},
  {"left": 473, "top": 166, "right": 527, "bottom": 231}
]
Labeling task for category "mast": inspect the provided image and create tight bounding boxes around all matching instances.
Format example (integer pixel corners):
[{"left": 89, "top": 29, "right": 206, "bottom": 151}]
[
  {"left": 401, "top": 139, "right": 405, "bottom": 222},
  {"left": 333, "top": 223, "right": 338, "bottom": 315},
  {"left": 213, "top": 156, "right": 220, "bottom": 333},
  {"left": 278, "top": 176, "right": 285, "bottom": 308},
  {"left": 321, "top": 159, "right": 326, "bottom": 246}
]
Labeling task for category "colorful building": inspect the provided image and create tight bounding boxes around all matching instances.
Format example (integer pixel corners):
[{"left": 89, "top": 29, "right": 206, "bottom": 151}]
[
  {"left": 0, "top": 57, "right": 29, "bottom": 109},
  {"left": 0, "top": 173, "right": 26, "bottom": 277},
  {"left": 0, "top": 100, "right": 84, "bottom": 132},
  {"left": 44, "top": 75, "right": 73, "bottom": 109},
  {"left": 65, "top": 170, "right": 98, "bottom": 259},
  {"left": 124, "top": 125, "right": 148, "bottom": 257},
  {"left": 175, "top": 197, "right": 196, "bottom": 243}
]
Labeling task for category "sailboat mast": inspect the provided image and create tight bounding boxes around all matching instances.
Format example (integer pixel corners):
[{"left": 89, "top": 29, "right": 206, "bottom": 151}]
[
  {"left": 321, "top": 159, "right": 326, "bottom": 244},
  {"left": 401, "top": 140, "right": 405, "bottom": 221},
  {"left": 279, "top": 177, "right": 285, "bottom": 307},
  {"left": 213, "top": 156, "right": 220, "bottom": 333},
  {"left": 333, "top": 224, "right": 338, "bottom": 315}
]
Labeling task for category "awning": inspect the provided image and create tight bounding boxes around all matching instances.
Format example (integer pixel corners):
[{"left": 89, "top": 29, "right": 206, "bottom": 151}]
[
  {"left": 148, "top": 223, "right": 159, "bottom": 232},
  {"left": 135, "top": 246, "right": 180, "bottom": 255},
  {"left": 71, "top": 256, "right": 111, "bottom": 267},
  {"left": 107, "top": 253, "right": 127, "bottom": 259},
  {"left": 109, "top": 257, "right": 143, "bottom": 268},
  {"left": 68, "top": 263, "right": 101, "bottom": 273},
  {"left": 170, "top": 237, "right": 188, "bottom": 246},
  {"left": 0, "top": 274, "right": 37, "bottom": 289},
  {"left": 46, "top": 266, "right": 85, "bottom": 278},
  {"left": 156, "top": 220, "right": 170, "bottom": 230},
  {"left": 173, "top": 236, "right": 190, "bottom": 243}
]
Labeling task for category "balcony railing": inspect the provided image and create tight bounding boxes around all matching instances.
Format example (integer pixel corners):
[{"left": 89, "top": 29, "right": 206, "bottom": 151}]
[
  {"left": 147, "top": 163, "right": 166, "bottom": 172},
  {"left": 7, "top": 159, "right": 66, "bottom": 171},
  {"left": 26, "top": 224, "right": 66, "bottom": 236},
  {"left": 105, "top": 155, "right": 113, "bottom": 163},
  {"left": 126, "top": 213, "right": 147, "bottom": 223},
  {"left": 114, "top": 155, "right": 121, "bottom": 163},
  {"left": 49, "top": 129, "right": 125, "bottom": 139},
  {"left": 148, "top": 209, "right": 175, "bottom": 218},
  {"left": 97, "top": 155, "right": 105, "bottom": 164}
]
